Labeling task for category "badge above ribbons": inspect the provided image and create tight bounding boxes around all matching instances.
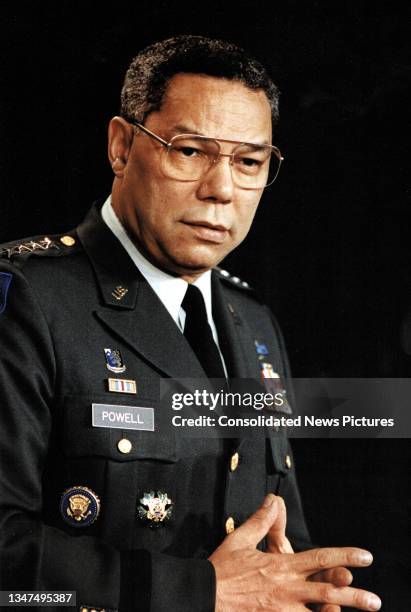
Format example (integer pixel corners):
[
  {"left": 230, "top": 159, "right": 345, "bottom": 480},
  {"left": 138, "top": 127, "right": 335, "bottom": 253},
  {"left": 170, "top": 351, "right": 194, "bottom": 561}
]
[
  {"left": 254, "top": 339, "right": 293, "bottom": 414},
  {"left": 255, "top": 340, "right": 269, "bottom": 358},
  {"left": 104, "top": 348, "right": 126, "bottom": 373}
]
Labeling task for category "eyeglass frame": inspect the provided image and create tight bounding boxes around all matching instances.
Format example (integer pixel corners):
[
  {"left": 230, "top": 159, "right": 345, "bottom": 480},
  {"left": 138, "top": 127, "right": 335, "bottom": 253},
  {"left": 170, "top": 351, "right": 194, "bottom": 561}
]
[{"left": 129, "top": 121, "right": 284, "bottom": 189}]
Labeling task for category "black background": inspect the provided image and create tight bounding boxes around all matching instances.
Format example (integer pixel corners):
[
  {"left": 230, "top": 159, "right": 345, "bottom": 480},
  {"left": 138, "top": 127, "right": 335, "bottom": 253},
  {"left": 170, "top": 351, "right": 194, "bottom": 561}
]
[{"left": 1, "top": 2, "right": 410, "bottom": 609}]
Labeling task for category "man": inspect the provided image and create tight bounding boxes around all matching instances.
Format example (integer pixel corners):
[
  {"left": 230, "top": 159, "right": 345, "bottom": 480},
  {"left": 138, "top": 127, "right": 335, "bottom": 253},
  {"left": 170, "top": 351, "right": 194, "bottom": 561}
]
[{"left": 0, "top": 36, "right": 381, "bottom": 611}]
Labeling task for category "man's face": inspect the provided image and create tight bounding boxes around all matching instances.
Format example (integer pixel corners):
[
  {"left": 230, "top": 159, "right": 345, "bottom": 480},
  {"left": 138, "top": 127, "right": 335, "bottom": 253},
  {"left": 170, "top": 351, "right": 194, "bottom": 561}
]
[{"left": 110, "top": 73, "right": 272, "bottom": 279}]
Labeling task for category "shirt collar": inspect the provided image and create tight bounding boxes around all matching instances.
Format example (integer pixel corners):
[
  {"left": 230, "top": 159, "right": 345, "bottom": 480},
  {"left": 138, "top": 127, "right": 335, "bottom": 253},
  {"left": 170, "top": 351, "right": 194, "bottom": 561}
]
[{"left": 101, "top": 195, "right": 213, "bottom": 328}]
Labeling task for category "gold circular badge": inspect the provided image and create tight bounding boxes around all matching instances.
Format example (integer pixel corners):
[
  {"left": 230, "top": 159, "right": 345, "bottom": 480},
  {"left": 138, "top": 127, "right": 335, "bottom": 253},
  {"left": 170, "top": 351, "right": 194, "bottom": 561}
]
[{"left": 60, "top": 485, "right": 100, "bottom": 527}]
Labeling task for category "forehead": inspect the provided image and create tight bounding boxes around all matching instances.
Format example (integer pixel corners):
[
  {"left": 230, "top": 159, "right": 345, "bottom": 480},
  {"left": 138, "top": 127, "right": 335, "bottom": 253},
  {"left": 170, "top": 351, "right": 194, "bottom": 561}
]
[{"left": 146, "top": 73, "right": 272, "bottom": 143}]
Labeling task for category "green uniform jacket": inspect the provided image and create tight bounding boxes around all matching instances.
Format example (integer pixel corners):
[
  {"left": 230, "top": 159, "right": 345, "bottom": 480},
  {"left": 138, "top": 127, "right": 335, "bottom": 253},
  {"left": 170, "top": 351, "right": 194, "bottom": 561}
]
[{"left": 0, "top": 203, "right": 310, "bottom": 611}]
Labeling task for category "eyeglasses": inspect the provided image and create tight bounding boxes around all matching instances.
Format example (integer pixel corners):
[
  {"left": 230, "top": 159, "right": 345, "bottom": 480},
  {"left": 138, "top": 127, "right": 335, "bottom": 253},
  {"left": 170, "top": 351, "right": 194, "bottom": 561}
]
[{"left": 131, "top": 122, "right": 284, "bottom": 190}]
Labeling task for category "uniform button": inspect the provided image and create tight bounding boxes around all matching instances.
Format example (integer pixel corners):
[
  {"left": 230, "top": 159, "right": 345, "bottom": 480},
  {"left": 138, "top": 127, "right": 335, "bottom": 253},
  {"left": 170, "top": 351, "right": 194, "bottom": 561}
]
[
  {"left": 81, "top": 608, "right": 88, "bottom": 612},
  {"left": 225, "top": 516, "right": 235, "bottom": 534},
  {"left": 60, "top": 235, "right": 76, "bottom": 246},
  {"left": 117, "top": 438, "right": 132, "bottom": 454},
  {"left": 230, "top": 452, "right": 239, "bottom": 472},
  {"left": 285, "top": 454, "right": 292, "bottom": 469},
  {"left": 231, "top": 276, "right": 240, "bottom": 283}
]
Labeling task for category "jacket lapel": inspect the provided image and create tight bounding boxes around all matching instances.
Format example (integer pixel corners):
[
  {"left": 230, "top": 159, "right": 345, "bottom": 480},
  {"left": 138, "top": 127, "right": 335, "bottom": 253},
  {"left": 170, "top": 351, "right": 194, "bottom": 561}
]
[
  {"left": 76, "top": 203, "right": 207, "bottom": 379},
  {"left": 212, "top": 273, "right": 261, "bottom": 380},
  {"left": 212, "top": 273, "right": 265, "bottom": 453},
  {"left": 96, "top": 283, "right": 207, "bottom": 379}
]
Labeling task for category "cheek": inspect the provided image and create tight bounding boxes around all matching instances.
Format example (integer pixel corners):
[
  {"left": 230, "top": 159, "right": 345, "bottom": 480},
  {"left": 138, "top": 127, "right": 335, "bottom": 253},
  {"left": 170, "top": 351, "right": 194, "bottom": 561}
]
[{"left": 151, "top": 184, "right": 197, "bottom": 223}]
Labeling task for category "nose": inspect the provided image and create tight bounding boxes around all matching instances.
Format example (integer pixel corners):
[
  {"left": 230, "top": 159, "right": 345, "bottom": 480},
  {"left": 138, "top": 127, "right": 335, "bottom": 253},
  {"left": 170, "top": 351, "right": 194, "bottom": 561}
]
[{"left": 195, "top": 155, "right": 234, "bottom": 204}]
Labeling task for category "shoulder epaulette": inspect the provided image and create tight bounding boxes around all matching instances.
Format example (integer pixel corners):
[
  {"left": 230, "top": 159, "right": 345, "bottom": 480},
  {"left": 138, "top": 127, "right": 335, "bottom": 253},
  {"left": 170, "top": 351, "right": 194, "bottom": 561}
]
[
  {"left": 0, "top": 233, "right": 79, "bottom": 263},
  {"left": 214, "top": 266, "right": 255, "bottom": 293}
]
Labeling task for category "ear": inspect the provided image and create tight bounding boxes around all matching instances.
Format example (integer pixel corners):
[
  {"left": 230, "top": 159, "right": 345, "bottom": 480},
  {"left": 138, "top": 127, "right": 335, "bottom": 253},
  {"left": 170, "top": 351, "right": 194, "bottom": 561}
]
[{"left": 108, "top": 116, "right": 134, "bottom": 178}]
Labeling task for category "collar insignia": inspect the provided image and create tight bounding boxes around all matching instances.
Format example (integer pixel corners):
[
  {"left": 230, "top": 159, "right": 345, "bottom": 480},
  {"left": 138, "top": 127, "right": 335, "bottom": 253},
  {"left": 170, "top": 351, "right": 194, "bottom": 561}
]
[{"left": 111, "top": 285, "right": 128, "bottom": 300}]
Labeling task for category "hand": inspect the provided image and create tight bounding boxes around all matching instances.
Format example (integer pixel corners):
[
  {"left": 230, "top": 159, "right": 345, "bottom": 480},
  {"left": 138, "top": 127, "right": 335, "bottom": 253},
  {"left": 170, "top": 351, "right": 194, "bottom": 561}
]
[
  {"left": 209, "top": 494, "right": 381, "bottom": 611},
  {"left": 266, "top": 494, "right": 353, "bottom": 612}
]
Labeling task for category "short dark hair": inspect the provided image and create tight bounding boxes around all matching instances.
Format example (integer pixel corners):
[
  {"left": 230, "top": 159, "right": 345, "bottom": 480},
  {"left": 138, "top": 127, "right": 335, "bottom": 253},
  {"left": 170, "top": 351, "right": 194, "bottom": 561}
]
[{"left": 120, "top": 35, "right": 280, "bottom": 127}]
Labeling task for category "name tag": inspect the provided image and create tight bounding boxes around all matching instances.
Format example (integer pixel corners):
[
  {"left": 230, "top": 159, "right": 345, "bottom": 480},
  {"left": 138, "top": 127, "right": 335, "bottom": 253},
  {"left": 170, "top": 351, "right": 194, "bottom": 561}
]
[{"left": 92, "top": 403, "right": 155, "bottom": 431}]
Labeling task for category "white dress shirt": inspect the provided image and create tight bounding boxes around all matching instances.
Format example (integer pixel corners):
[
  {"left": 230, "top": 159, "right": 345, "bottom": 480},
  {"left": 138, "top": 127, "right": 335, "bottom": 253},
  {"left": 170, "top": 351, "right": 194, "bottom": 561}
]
[{"left": 101, "top": 196, "right": 227, "bottom": 375}]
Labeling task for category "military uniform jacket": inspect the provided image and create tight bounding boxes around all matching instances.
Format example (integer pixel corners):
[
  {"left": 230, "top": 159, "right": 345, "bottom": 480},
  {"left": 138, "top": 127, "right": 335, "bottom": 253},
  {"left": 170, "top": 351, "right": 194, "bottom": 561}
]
[{"left": 0, "top": 203, "right": 310, "bottom": 611}]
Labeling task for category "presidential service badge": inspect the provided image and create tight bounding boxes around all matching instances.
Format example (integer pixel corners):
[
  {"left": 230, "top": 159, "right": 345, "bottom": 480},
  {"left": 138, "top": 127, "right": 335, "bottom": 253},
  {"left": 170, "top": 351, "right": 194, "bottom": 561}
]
[
  {"left": 138, "top": 491, "right": 173, "bottom": 527},
  {"left": 60, "top": 486, "right": 100, "bottom": 527},
  {"left": 104, "top": 348, "right": 126, "bottom": 373}
]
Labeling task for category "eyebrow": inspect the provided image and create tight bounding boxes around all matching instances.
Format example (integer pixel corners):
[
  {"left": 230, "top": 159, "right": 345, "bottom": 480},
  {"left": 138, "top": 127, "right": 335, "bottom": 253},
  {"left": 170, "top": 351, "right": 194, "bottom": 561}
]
[{"left": 168, "top": 124, "right": 271, "bottom": 146}]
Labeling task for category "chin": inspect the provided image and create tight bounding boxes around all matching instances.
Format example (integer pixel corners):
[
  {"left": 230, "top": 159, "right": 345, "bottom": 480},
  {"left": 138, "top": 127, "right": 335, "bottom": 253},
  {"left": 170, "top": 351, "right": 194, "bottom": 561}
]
[
  {"left": 169, "top": 250, "right": 221, "bottom": 275},
  {"left": 177, "top": 259, "right": 217, "bottom": 274}
]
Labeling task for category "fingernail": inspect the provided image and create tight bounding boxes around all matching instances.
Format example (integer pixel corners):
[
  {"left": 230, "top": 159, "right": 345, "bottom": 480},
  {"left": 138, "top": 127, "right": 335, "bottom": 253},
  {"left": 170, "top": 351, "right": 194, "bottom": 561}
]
[
  {"left": 359, "top": 551, "right": 373, "bottom": 565},
  {"left": 263, "top": 494, "right": 274, "bottom": 507},
  {"left": 367, "top": 594, "right": 381, "bottom": 610}
]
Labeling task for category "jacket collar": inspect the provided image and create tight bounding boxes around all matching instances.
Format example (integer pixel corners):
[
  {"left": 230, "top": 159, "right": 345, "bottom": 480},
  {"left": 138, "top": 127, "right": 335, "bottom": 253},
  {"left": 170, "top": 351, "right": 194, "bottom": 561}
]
[
  {"left": 76, "top": 201, "right": 140, "bottom": 310},
  {"left": 212, "top": 274, "right": 261, "bottom": 380},
  {"left": 76, "top": 202, "right": 206, "bottom": 379},
  {"left": 76, "top": 202, "right": 259, "bottom": 381}
]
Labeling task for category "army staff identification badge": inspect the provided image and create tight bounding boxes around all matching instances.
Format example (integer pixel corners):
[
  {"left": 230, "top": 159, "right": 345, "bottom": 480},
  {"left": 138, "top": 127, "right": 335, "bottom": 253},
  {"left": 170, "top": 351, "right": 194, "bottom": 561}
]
[
  {"left": 138, "top": 491, "right": 173, "bottom": 527},
  {"left": 60, "top": 486, "right": 100, "bottom": 527}
]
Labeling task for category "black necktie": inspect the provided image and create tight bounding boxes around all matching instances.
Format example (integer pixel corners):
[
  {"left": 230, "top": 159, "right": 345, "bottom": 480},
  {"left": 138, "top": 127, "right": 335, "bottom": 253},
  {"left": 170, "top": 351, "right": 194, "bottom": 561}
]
[{"left": 181, "top": 284, "right": 226, "bottom": 379}]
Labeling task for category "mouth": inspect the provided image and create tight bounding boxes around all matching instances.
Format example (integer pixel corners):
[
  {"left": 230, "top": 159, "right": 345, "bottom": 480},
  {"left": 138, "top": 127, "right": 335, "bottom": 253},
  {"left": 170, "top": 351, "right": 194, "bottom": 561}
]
[{"left": 182, "top": 221, "right": 230, "bottom": 244}]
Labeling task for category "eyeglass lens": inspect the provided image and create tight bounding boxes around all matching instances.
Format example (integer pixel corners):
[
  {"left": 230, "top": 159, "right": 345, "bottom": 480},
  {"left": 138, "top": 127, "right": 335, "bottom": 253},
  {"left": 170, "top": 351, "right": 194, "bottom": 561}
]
[{"left": 161, "top": 136, "right": 280, "bottom": 188}]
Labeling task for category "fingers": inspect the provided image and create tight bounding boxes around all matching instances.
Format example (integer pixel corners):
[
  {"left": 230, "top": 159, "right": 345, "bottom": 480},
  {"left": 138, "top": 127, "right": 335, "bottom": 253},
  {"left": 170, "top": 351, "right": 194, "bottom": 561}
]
[
  {"left": 300, "top": 583, "right": 381, "bottom": 611},
  {"left": 295, "top": 547, "right": 373, "bottom": 575},
  {"left": 319, "top": 606, "right": 341, "bottom": 612},
  {"left": 311, "top": 567, "right": 353, "bottom": 587},
  {"left": 266, "top": 495, "right": 294, "bottom": 553},
  {"left": 226, "top": 494, "right": 280, "bottom": 550}
]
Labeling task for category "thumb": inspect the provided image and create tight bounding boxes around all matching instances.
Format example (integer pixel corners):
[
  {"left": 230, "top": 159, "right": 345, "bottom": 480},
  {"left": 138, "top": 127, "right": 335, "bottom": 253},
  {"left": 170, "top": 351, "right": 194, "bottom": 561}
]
[
  {"left": 226, "top": 494, "right": 280, "bottom": 551},
  {"left": 266, "top": 495, "right": 294, "bottom": 553}
]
